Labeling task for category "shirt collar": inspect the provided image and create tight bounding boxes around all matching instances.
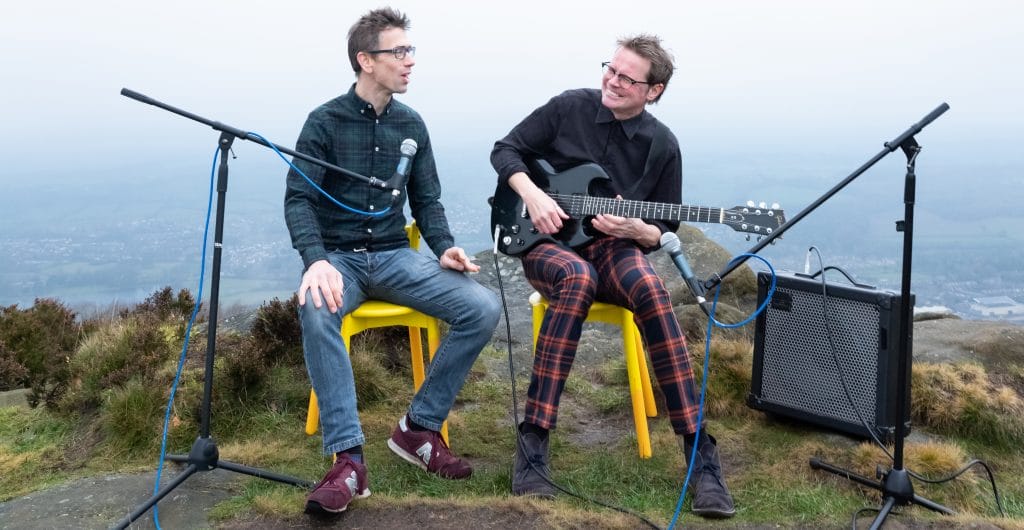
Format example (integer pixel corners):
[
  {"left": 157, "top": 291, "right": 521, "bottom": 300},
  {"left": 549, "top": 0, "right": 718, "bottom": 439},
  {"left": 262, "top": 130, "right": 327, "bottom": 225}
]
[
  {"left": 346, "top": 83, "right": 392, "bottom": 117},
  {"left": 595, "top": 104, "right": 646, "bottom": 140}
]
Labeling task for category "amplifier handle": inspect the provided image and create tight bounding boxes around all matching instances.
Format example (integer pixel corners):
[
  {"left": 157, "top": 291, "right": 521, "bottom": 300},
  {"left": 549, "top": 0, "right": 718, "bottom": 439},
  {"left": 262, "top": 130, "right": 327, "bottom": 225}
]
[{"left": 799, "top": 266, "right": 876, "bottom": 290}]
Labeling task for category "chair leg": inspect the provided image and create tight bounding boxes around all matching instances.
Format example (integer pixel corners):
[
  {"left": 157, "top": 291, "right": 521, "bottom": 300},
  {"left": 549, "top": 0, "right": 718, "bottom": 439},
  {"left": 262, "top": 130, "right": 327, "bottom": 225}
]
[
  {"left": 634, "top": 331, "right": 657, "bottom": 418},
  {"left": 408, "top": 326, "right": 426, "bottom": 389},
  {"left": 531, "top": 301, "right": 546, "bottom": 351},
  {"left": 305, "top": 389, "right": 319, "bottom": 436},
  {"left": 622, "top": 320, "right": 652, "bottom": 459}
]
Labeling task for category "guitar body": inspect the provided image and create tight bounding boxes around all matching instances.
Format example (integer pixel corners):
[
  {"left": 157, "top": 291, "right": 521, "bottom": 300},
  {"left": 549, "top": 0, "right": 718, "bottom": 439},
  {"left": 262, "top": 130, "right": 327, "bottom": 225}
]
[
  {"left": 489, "top": 160, "right": 785, "bottom": 257},
  {"left": 490, "top": 162, "right": 612, "bottom": 256}
]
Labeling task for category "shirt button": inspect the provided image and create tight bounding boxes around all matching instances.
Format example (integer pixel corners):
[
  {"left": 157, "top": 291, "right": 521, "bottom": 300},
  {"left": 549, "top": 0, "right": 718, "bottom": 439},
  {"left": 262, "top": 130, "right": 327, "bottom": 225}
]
[
  {"left": 375, "top": 119, "right": 379, "bottom": 124},
  {"left": 375, "top": 146, "right": 380, "bottom": 152},
  {"left": 366, "top": 228, "right": 373, "bottom": 234}
]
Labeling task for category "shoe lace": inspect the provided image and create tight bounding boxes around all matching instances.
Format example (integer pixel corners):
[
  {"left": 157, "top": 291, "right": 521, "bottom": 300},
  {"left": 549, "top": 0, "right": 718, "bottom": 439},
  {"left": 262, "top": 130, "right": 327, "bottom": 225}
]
[
  {"left": 429, "top": 432, "right": 465, "bottom": 465},
  {"left": 689, "top": 450, "right": 723, "bottom": 483},
  {"left": 697, "top": 459, "right": 725, "bottom": 487},
  {"left": 322, "top": 460, "right": 356, "bottom": 487}
]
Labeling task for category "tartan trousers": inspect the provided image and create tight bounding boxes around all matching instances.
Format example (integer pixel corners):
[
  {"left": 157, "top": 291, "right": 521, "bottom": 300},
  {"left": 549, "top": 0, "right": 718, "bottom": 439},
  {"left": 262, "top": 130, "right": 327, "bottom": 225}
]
[{"left": 521, "top": 237, "right": 702, "bottom": 435}]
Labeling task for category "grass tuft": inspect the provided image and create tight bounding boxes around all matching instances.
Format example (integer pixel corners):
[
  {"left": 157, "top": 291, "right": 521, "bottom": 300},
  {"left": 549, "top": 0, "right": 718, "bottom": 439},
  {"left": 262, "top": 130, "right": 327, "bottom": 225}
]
[
  {"left": 97, "top": 378, "right": 165, "bottom": 457},
  {"left": 912, "top": 362, "right": 1024, "bottom": 447}
]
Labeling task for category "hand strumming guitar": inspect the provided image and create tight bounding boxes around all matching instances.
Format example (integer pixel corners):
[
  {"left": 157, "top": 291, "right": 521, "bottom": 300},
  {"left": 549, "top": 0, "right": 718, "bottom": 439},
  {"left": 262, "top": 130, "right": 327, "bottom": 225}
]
[{"left": 508, "top": 171, "right": 569, "bottom": 234}]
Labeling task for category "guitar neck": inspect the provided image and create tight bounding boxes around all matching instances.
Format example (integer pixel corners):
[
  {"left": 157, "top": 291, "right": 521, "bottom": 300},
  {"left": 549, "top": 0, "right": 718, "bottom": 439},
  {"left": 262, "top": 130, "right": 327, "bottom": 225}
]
[{"left": 550, "top": 193, "right": 725, "bottom": 225}]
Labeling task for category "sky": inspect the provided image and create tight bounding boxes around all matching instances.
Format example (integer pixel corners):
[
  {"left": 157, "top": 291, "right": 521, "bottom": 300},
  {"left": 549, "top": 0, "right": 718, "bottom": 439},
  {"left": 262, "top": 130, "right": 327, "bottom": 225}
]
[
  {"left": 1, "top": 1, "right": 1022, "bottom": 304},
  {"left": 3, "top": 1, "right": 1020, "bottom": 167}
]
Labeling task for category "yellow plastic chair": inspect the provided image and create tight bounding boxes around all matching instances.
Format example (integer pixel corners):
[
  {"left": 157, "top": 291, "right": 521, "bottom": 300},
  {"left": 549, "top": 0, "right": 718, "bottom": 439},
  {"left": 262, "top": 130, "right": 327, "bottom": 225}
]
[
  {"left": 529, "top": 292, "right": 657, "bottom": 458},
  {"left": 305, "top": 223, "right": 449, "bottom": 444}
]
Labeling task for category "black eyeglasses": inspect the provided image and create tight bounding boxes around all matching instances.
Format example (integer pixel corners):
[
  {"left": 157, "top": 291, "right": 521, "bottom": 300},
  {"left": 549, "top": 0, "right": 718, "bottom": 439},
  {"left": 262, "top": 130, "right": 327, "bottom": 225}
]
[
  {"left": 365, "top": 46, "right": 416, "bottom": 60},
  {"left": 601, "top": 62, "right": 650, "bottom": 87}
]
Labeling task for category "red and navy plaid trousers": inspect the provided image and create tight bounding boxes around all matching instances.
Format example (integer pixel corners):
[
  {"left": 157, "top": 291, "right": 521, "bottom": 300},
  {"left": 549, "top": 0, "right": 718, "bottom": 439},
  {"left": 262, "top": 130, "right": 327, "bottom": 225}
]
[{"left": 521, "top": 237, "right": 702, "bottom": 435}]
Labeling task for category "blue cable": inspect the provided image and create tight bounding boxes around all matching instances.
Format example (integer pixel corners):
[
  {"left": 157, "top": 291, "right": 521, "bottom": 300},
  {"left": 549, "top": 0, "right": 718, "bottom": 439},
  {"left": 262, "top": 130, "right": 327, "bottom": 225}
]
[
  {"left": 246, "top": 132, "right": 391, "bottom": 217},
  {"left": 667, "top": 253, "right": 776, "bottom": 529},
  {"left": 149, "top": 146, "right": 218, "bottom": 529}
]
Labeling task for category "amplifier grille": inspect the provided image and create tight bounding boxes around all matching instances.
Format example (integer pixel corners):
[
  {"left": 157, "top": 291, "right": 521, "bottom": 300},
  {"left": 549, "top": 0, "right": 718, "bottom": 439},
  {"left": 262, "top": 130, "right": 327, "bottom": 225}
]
[{"left": 759, "top": 287, "right": 880, "bottom": 426}]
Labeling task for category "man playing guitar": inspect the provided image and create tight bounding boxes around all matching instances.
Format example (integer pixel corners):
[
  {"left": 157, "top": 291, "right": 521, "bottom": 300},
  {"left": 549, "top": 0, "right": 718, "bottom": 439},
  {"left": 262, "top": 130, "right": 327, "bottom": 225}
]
[{"left": 490, "top": 34, "right": 735, "bottom": 518}]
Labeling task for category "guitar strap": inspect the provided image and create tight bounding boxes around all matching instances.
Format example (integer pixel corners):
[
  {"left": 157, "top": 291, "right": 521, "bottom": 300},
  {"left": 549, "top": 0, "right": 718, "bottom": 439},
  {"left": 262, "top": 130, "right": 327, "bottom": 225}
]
[{"left": 621, "top": 119, "right": 671, "bottom": 198}]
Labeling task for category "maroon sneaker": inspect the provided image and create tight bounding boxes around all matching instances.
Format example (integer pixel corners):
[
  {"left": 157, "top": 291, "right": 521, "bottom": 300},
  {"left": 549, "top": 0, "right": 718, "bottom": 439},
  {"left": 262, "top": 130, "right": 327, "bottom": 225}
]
[
  {"left": 305, "top": 453, "right": 370, "bottom": 514},
  {"left": 387, "top": 416, "right": 472, "bottom": 479}
]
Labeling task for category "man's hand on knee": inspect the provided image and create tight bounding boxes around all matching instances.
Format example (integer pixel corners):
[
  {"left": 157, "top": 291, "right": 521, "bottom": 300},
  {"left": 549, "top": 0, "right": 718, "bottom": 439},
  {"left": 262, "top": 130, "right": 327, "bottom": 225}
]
[{"left": 298, "top": 260, "right": 344, "bottom": 313}]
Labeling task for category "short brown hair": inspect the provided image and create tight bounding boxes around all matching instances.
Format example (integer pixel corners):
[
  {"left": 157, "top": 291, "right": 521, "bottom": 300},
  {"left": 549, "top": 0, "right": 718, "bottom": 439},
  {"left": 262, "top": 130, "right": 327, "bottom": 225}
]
[
  {"left": 347, "top": 7, "right": 410, "bottom": 74},
  {"left": 617, "top": 34, "right": 674, "bottom": 103}
]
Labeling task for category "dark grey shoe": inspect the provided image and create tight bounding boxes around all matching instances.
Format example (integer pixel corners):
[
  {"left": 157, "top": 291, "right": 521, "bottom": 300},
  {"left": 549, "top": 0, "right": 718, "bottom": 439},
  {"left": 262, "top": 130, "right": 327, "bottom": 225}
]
[
  {"left": 682, "top": 434, "right": 736, "bottom": 518},
  {"left": 512, "top": 430, "right": 557, "bottom": 498}
]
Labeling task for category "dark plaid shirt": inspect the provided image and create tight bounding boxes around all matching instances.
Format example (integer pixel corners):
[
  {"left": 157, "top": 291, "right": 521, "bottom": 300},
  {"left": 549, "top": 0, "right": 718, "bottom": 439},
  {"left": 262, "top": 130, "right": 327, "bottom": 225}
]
[
  {"left": 284, "top": 84, "right": 454, "bottom": 270},
  {"left": 490, "top": 88, "right": 683, "bottom": 237}
]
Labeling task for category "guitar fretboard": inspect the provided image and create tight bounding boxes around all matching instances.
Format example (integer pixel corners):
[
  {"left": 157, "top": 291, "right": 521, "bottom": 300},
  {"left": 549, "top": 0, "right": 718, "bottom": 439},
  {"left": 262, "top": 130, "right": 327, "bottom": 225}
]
[{"left": 550, "top": 193, "right": 725, "bottom": 224}]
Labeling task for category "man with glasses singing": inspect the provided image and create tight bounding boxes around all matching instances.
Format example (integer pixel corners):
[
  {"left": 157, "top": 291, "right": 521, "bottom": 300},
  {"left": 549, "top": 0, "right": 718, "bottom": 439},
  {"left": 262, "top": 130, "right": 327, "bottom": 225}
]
[
  {"left": 286, "top": 7, "right": 500, "bottom": 515},
  {"left": 490, "top": 34, "right": 735, "bottom": 518}
]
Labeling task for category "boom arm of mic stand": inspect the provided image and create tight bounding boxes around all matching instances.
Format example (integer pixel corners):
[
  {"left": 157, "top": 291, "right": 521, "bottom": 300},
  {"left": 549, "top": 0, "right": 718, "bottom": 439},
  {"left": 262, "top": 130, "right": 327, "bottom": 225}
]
[
  {"left": 702, "top": 103, "right": 950, "bottom": 292},
  {"left": 120, "top": 88, "right": 394, "bottom": 191}
]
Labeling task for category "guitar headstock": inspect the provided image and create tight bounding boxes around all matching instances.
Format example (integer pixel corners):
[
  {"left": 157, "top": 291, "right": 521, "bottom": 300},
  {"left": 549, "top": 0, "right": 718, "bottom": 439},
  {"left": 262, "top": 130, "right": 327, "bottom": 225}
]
[{"left": 722, "top": 201, "right": 786, "bottom": 239}]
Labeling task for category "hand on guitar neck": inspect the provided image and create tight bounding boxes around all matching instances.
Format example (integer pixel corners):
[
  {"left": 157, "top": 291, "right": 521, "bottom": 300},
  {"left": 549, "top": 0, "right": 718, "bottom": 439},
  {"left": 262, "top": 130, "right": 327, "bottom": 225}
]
[{"left": 591, "top": 195, "right": 662, "bottom": 247}]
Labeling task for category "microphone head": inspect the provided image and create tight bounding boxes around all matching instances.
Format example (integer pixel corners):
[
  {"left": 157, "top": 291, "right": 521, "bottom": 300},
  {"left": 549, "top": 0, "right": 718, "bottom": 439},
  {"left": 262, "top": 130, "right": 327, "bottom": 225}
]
[
  {"left": 400, "top": 138, "right": 418, "bottom": 157},
  {"left": 660, "top": 231, "right": 681, "bottom": 253}
]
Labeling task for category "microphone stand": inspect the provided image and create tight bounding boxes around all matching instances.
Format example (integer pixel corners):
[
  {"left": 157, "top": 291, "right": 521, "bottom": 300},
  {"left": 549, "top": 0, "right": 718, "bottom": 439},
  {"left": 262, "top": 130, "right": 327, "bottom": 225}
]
[
  {"left": 699, "top": 103, "right": 954, "bottom": 528},
  {"left": 113, "top": 89, "right": 392, "bottom": 528}
]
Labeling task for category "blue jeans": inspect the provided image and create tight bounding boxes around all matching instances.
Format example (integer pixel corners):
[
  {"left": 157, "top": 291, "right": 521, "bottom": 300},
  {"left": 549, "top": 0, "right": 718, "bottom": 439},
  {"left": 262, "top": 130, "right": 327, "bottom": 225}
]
[{"left": 299, "top": 247, "right": 500, "bottom": 455}]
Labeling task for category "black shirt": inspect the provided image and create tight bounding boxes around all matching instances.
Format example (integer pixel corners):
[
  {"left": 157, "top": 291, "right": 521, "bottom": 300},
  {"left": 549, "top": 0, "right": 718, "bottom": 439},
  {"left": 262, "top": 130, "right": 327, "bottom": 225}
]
[{"left": 490, "top": 88, "right": 683, "bottom": 237}]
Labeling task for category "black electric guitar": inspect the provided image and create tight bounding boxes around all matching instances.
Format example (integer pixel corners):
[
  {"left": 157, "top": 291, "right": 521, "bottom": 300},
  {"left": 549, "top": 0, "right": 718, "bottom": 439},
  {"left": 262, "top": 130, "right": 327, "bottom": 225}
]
[{"left": 489, "top": 161, "right": 786, "bottom": 257}]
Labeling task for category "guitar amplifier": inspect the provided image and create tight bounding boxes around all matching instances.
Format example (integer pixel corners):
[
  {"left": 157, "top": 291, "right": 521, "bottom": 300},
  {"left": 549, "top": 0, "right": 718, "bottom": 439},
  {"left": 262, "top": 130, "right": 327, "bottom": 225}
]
[{"left": 748, "top": 270, "right": 913, "bottom": 441}]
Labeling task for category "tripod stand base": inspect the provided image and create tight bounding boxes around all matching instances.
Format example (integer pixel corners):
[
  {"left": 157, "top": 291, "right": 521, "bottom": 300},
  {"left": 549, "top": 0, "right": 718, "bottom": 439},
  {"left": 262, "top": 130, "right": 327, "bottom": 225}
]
[
  {"left": 114, "top": 436, "right": 312, "bottom": 529},
  {"left": 810, "top": 457, "right": 954, "bottom": 529}
]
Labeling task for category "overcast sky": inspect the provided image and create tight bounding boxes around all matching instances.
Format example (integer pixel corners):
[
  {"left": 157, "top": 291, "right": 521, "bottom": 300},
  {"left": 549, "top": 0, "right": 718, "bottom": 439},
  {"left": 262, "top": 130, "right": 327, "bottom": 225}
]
[{"left": 3, "top": 1, "right": 1020, "bottom": 159}]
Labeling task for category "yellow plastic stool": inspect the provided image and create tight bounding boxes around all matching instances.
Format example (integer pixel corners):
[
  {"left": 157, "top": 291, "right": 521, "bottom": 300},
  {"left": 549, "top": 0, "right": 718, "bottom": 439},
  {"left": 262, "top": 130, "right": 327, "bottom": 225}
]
[
  {"left": 304, "top": 223, "right": 449, "bottom": 445},
  {"left": 529, "top": 292, "right": 657, "bottom": 458}
]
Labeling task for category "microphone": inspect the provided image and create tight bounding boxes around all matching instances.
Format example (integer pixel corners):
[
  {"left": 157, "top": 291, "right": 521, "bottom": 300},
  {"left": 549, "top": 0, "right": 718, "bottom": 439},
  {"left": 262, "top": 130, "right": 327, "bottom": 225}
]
[
  {"left": 660, "top": 232, "right": 708, "bottom": 307},
  {"left": 384, "top": 138, "right": 417, "bottom": 204},
  {"left": 392, "top": 138, "right": 418, "bottom": 183}
]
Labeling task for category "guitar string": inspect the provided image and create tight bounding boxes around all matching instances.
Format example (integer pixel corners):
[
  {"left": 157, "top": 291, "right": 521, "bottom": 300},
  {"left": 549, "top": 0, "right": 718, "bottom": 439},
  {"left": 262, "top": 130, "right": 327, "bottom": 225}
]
[{"left": 547, "top": 193, "right": 724, "bottom": 222}]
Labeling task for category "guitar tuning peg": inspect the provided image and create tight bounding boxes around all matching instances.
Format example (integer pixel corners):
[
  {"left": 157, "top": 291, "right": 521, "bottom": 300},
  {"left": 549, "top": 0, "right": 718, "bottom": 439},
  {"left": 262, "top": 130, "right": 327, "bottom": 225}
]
[
  {"left": 746, "top": 200, "right": 755, "bottom": 207},
  {"left": 758, "top": 201, "right": 767, "bottom": 209},
  {"left": 771, "top": 202, "right": 780, "bottom": 210},
  {"left": 745, "top": 234, "right": 751, "bottom": 241}
]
